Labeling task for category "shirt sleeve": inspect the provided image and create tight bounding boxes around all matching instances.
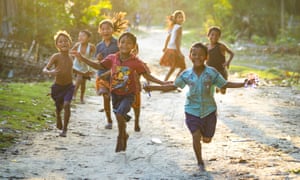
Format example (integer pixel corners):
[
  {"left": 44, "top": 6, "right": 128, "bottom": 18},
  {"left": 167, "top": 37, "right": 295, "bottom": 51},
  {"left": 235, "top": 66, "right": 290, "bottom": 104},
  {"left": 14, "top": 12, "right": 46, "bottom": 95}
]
[
  {"left": 174, "top": 74, "right": 186, "bottom": 89},
  {"left": 213, "top": 72, "right": 227, "bottom": 88},
  {"left": 134, "top": 59, "right": 148, "bottom": 75}
]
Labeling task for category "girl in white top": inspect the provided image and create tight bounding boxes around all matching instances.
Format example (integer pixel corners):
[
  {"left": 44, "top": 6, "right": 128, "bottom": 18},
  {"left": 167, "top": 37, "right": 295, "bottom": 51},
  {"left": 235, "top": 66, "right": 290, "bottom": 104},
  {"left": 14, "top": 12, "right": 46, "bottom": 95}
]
[
  {"left": 159, "top": 10, "right": 186, "bottom": 81},
  {"left": 72, "top": 30, "right": 96, "bottom": 104}
]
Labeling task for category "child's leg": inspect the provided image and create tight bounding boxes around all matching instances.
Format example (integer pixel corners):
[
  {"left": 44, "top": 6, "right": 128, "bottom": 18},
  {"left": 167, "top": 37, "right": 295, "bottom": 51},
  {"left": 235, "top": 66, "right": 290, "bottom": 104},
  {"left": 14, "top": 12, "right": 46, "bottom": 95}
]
[
  {"left": 103, "top": 93, "right": 113, "bottom": 129},
  {"left": 80, "top": 78, "right": 86, "bottom": 103},
  {"left": 73, "top": 75, "right": 82, "bottom": 100},
  {"left": 115, "top": 113, "right": 127, "bottom": 152},
  {"left": 132, "top": 92, "right": 141, "bottom": 132},
  {"left": 164, "top": 67, "right": 175, "bottom": 81},
  {"left": 192, "top": 130, "right": 204, "bottom": 166},
  {"left": 60, "top": 101, "right": 71, "bottom": 137},
  {"left": 133, "top": 107, "right": 140, "bottom": 132},
  {"left": 56, "top": 104, "right": 63, "bottom": 130},
  {"left": 176, "top": 68, "right": 185, "bottom": 78},
  {"left": 220, "top": 69, "right": 228, "bottom": 94}
]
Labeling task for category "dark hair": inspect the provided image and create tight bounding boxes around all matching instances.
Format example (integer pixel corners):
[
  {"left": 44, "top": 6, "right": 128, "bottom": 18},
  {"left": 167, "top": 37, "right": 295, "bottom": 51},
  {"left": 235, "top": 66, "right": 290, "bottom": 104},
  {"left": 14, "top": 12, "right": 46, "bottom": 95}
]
[
  {"left": 207, "top": 26, "right": 221, "bottom": 36},
  {"left": 190, "top": 42, "right": 208, "bottom": 56},
  {"left": 54, "top": 30, "right": 72, "bottom": 45},
  {"left": 99, "top": 12, "right": 129, "bottom": 35},
  {"left": 167, "top": 10, "right": 185, "bottom": 30},
  {"left": 80, "top": 29, "right": 92, "bottom": 37},
  {"left": 118, "top": 32, "right": 137, "bottom": 45}
]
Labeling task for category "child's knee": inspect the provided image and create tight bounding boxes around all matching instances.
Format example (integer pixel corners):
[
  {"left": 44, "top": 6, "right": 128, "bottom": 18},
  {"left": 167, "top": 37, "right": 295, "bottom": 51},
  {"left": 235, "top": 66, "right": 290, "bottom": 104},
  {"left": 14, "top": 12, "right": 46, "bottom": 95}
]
[{"left": 202, "top": 137, "right": 212, "bottom": 143}]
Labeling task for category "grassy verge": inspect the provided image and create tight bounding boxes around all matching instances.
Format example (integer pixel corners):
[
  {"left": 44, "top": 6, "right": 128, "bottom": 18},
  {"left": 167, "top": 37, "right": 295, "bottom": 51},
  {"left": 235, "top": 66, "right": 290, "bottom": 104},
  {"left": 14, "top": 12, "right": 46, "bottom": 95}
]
[{"left": 0, "top": 81, "right": 55, "bottom": 150}]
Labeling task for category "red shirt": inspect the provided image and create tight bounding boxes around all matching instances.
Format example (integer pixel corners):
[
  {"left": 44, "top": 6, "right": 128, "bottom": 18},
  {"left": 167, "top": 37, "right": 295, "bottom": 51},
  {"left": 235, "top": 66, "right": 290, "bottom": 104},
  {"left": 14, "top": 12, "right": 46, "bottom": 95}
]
[{"left": 101, "top": 53, "right": 147, "bottom": 95}]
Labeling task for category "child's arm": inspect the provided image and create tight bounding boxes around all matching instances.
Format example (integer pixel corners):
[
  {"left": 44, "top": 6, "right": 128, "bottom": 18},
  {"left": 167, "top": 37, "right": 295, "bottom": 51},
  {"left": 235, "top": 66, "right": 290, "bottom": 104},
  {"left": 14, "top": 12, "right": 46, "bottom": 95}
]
[
  {"left": 223, "top": 79, "right": 255, "bottom": 88},
  {"left": 221, "top": 43, "right": 234, "bottom": 68},
  {"left": 142, "top": 72, "right": 170, "bottom": 85},
  {"left": 175, "top": 27, "right": 183, "bottom": 57},
  {"left": 143, "top": 84, "right": 177, "bottom": 92},
  {"left": 42, "top": 54, "right": 59, "bottom": 76},
  {"left": 70, "top": 51, "right": 105, "bottom": 70}
]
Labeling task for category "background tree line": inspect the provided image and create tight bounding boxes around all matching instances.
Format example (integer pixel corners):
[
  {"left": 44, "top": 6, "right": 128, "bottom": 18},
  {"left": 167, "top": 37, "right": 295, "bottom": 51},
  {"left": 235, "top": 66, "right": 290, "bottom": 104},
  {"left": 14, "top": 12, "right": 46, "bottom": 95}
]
[{"left": 1, "top": 0, "right": 299, "bottom": 50}]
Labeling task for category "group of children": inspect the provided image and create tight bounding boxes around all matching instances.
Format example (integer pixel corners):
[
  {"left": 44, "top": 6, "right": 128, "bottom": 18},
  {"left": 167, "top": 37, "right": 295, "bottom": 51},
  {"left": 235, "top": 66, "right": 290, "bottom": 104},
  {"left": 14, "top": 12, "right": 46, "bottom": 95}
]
[{"left": 43, "top": 10, "right": 255, "bottom": 171}]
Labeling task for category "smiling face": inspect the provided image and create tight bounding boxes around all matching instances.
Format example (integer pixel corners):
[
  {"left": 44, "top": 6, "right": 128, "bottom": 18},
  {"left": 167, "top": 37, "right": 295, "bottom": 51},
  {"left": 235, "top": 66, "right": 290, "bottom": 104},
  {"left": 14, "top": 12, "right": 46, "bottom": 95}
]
[
  {"left": 189, "top": 47, "right": 207, "bottom": 68},
  {"left": 175, "top": 13, "right": 184, "bottom": 25},
  {"left": 78, "top": 31, "right": 89, "bottom": 44},
  {"left": 118, "top": 35, "right": 135, "bottom": 55},
  {"left": 56, "top": 35, "right": 71, "bottom": 52},
  {"left": 99, "top": 23, "right": 113, "bottom": 41}
]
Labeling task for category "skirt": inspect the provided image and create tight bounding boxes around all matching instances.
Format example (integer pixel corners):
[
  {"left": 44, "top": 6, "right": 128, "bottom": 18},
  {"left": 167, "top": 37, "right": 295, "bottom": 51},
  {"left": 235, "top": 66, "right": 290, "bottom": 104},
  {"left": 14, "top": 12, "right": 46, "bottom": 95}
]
[{"left": 159, "top": 49, "right": 186, "bottom": 69}]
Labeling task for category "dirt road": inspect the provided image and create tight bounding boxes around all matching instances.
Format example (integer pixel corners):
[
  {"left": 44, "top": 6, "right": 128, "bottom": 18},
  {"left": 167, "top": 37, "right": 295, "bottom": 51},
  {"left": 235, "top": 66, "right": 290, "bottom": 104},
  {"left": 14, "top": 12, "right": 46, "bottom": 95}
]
[{"left": 1, "top": 27, "right": 300, "bottom": 179}]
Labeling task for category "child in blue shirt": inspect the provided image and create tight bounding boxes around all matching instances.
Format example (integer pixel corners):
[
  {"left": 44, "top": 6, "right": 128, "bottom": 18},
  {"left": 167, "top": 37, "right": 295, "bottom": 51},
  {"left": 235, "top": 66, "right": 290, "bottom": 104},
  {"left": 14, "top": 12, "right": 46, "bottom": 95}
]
[{"left": 144, "top": 42, "right": 254, "bottom": 171}]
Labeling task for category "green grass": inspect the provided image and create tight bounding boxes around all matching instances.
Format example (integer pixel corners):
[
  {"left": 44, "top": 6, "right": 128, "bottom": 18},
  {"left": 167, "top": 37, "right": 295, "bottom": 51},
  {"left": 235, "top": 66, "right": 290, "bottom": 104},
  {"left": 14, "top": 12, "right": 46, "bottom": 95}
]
[{"left": 0, "top": 81, "right": 55, "bottom": 149}]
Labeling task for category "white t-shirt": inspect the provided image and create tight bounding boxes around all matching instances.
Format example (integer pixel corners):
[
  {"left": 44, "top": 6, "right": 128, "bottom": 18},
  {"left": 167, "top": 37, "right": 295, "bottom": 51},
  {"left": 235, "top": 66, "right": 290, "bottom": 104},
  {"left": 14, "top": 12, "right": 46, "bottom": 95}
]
[{"left": 167, "top": 24, "right": 181, "bottom": 50}]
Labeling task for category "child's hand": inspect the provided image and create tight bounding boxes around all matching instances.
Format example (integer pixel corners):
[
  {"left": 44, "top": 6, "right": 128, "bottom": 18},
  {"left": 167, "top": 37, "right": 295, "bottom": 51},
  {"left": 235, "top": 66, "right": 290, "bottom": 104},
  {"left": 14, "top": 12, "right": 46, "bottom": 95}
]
[
  {"left": 96, "top": 53, "right": 103, "bottom": 61},
  {"left": 223, "top": 61, "right": 230, "bottom": 69},
  {"left": 244, "top": 73, "right": 259, "bottom": 88},
  {"left": 48, "top": 69, "right": 59, "bottom": 76},
  {"left": 70, "top": 51, "right": 82, "bottom": 59}
]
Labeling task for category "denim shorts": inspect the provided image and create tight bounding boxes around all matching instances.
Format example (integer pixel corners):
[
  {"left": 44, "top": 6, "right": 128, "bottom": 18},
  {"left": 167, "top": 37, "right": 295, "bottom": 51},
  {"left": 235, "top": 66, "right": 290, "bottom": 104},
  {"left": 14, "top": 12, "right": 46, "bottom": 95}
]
[
  {"left": 185, "top": 111, "right": 217, "bottom": 138},
  {"left": 111, "top": 93, "right": 135, "bottom": 116}
]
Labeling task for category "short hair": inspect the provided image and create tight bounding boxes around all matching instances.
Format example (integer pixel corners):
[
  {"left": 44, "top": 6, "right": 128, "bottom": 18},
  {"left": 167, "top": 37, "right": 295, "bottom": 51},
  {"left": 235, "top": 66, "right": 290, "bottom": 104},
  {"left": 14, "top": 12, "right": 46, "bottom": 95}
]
[
  {"left": 118, "top": 32, "right": 137, "bottom": 45},
  {"left": 207, "top": 26, "right": 221, "bottom": 36},
  {"left": 190, "top": 42, "right": 208, "bottom": 56},
  {"left": 80, "top": 29, "right": 92, "bottom": 38},
  {"left": 99, "top": 19, "right": 114, "bottom": 29},
  {"left": 54, "top": 30, "right": 72, "bottom": 45}
]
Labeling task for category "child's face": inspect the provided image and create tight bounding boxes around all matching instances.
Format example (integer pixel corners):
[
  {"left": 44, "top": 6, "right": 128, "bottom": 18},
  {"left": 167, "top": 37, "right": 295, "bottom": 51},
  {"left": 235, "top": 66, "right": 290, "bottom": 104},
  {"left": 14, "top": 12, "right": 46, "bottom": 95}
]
[
  {"left": 118, "top": 35, "right": 135, "bottom": 55},
  {"left": 56, "top": 35, "right": 71, "bottom": 52},
  {"left": 189, "top": 47, "right": 207, "bottom": 68},
  {"left": 208, "top": 30, "right": 220, "bottom": 44},
  {"left": 99, "top": 23, "right": 113, "bottom": 40},
  {"left": 78, "top": 32, "right": 89, "bottom": 44},
  {"left": 175, "top": 14, "right": 184, "bottom": 25}
]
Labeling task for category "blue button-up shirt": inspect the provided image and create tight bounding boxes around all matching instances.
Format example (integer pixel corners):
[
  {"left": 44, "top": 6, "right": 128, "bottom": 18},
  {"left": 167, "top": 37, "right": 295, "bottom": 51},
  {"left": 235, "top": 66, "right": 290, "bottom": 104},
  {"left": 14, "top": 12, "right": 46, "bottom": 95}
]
[
  {"left": 174, "top": 66, "right": 227, "bottom": 118},
  {"left": 95, "top": 37, "right": 119, "bottom": 76}
]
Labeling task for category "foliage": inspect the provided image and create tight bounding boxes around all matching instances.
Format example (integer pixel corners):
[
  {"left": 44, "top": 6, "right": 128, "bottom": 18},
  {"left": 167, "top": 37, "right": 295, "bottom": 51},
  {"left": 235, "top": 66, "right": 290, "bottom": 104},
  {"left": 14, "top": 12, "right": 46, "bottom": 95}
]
[
  {"left": 10, "top": 0, "right": 111, "bottom": 49},
  {"left": 0, "top": 82, "right": 55, "bottom": 149}
]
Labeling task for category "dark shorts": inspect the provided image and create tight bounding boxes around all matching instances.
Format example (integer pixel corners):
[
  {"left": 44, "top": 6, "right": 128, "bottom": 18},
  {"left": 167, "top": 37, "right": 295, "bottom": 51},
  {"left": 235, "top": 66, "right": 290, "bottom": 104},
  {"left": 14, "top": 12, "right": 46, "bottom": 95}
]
[
  {"left": 185, "top": 111, "right": 217, "bottom": 138},
  {"left": 51, "top": 83, "right": 75, "bottom": 109},
  {"left": 111, "top": 93, "right": 135, "bottom": 117}
]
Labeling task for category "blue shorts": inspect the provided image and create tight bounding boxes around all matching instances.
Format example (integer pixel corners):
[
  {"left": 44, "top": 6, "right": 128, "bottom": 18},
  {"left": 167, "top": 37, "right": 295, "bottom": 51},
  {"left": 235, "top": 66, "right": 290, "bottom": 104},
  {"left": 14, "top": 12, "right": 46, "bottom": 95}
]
[
  {"left": 51, "top": 83, "right": 74, "bottom": 109},
  {"left": 111, "top": 93, "right": 135, "bottom": 117},
  {"left": 185, "top": 111, "right": 217, "bottom": 138}
]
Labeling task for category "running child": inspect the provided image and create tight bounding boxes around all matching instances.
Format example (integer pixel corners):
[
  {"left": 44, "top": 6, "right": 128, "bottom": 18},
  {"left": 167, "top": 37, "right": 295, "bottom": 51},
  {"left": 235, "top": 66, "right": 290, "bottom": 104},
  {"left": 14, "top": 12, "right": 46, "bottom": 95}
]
[
  {"left": 97, "top": 44, "right": 150, "bottom": 132},
  {"left": 42, "top": 30, "right": 76, "bottom": 137},
  {"left": 206, "top": 26, "right": 234, "bottom": 94},
  {"left": 144, "top": 42, "right": 255, "bottom": 171},
  {"left": 71, "top": 32, "right": 170, "bottom": 152},
  {"left": 95, "top": 13, "right": 128, "bottom": 129},
  {"left": 159, "top": 10, "right": 186, "bottom": 81},
  {"left": 72, "top": 29, "right": 96, "bottom": 104}
]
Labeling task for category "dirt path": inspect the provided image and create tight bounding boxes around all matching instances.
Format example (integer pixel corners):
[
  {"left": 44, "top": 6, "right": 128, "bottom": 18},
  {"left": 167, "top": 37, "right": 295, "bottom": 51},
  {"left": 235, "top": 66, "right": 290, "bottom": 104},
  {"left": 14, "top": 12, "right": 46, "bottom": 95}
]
[{"left": 1, "top": 27, "right": 300, "bottom": 179}]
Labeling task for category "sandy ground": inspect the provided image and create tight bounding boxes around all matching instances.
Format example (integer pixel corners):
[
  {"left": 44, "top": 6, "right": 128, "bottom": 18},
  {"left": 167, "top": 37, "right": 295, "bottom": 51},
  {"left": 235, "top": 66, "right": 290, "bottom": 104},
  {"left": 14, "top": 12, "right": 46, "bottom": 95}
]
[{"left": 1, "top": 27, "right": 300, "bottom": 180}]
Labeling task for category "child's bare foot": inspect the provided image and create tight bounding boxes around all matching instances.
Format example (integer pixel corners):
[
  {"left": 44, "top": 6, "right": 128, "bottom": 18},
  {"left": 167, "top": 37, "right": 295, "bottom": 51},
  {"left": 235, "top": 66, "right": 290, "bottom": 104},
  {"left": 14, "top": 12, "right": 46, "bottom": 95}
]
[
  {"left": 198, "top": 163, "right": 205, "bottom": 172},
  {"left": 56, "top": 116, "right": 62, "bottom": 130},
  {"left": 59, "top": 130, "right": 67, "bottom": 137},
  {"left": 80, "top": 99, "right": 85, "bottom": 104},
  {"left": 115, "top": 136, "right": 123, "bottom": 152},
  {"left": 105, "top": 123, "right": 112, "bottom": 129},
  {"left": 134, "top": 125, "right": 140, "bottom": 132},
  {"left": 123, "top": 133, "right": 129, "bottom": 151}
]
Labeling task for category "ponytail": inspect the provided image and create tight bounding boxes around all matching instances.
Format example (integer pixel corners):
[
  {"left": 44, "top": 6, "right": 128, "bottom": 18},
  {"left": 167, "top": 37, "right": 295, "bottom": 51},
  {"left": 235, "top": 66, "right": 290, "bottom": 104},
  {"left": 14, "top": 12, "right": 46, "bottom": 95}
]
[{"left": 99, "top": 12, "right": 129, "bottom": 35}]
